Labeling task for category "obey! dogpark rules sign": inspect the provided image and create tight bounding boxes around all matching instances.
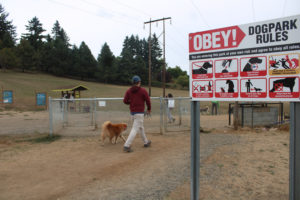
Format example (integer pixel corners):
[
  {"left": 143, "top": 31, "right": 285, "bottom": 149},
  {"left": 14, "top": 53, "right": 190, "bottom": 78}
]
[{"left": 189, "top": 15, "right": 300, "bottom": 102}]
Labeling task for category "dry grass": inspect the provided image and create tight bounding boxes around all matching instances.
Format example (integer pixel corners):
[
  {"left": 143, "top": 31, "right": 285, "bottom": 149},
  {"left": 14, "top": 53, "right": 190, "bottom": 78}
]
[{"left": 0, "top": 70, "right": 190, "bottom": 110}]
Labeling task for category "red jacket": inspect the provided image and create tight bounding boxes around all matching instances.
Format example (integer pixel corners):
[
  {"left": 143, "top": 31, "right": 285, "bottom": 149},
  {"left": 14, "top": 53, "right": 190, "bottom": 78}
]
[{"left": 123, "top": 86, "right": 151, "bottom": 114}]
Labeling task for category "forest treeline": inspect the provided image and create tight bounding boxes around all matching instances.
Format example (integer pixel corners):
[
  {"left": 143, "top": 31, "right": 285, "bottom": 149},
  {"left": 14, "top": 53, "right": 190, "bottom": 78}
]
[{"left": 0, "top": 4, "right": 189, "bottom": 88}]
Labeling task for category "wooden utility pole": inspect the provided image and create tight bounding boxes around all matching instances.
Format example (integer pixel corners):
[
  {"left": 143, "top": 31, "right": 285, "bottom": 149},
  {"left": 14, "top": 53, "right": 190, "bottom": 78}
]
[
  {"left": 144, "top": 17, "right": 171, "bottom": 97},
  {"left": 144, "top": 18, "right": 152, "bottom": 96}
]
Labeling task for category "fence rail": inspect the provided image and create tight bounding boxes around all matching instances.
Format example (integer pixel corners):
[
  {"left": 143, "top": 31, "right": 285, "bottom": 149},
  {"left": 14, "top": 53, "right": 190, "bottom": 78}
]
[{"left": 49, "top": 97, "right": 192, "bottom": 136}]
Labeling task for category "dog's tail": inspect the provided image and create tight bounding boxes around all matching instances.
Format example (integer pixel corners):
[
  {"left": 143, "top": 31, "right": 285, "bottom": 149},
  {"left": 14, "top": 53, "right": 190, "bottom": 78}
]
[
  {"left": 100, "top": 121, "right": 112, "bottom": 141},
  {"left": 102, "top": 121, "right": 112, "bottom": 129}
]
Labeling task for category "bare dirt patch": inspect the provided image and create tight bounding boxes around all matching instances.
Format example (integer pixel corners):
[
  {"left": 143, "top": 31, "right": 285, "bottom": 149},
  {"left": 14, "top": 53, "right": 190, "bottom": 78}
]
[{"left": 0, "top": 113, "right": 290, "bottom": 200}]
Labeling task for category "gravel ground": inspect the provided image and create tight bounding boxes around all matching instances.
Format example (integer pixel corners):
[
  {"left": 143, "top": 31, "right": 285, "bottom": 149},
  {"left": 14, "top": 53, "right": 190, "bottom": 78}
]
[{"left": 60, "top": 133, "right": 241, "bottom": 200}]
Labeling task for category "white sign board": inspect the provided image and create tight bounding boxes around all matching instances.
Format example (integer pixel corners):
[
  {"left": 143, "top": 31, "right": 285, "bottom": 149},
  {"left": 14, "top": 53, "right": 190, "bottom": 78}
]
[
  {"left": 189, "top": 15, "right": 300, "bottom": 101},
  {"left": 98, "top": 101, "right": 106, "bottom": 107}
]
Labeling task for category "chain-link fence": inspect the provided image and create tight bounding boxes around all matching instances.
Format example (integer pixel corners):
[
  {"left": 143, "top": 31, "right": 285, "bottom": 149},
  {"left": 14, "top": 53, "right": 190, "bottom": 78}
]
[{"left": 49, "top": 97, "right": 191, "bottom": 136}]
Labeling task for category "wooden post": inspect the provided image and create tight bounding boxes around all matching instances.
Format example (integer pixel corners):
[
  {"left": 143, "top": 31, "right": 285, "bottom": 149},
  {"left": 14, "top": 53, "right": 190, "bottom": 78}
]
[{"left": 234, "top": 101, "right": 239, "bottom": 130}]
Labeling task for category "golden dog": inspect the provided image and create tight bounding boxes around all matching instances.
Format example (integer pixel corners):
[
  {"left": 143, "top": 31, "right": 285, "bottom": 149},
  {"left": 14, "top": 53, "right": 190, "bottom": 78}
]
[{"left": 100, "top": 121, "right": 127, "bottom": 145}]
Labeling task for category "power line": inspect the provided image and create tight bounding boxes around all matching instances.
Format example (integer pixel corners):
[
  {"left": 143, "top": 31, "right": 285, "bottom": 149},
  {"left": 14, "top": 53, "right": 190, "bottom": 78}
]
[
  {"left": 110, "top": 0, "right": 152, "bottom": 18},
  {"left": 48, "top": 0, "right": 142, "bottom": 29},
  {"left": 189, "top": 0, "right": 210, "bottom": 28},
  {"left": 79, "top": 0, "right": 144, "bottom": 24},
  {"left": 157, "top": 39, "right": 187, "bottom": 62},
  {"left": 282, "top": 0, "right": 287, "bottom": 17},
  {"left": 252, "top": 0, "right": 256, "bottom": 22},
  {"left": 167, "top": 33, "right": 187, "bottom": 51}
]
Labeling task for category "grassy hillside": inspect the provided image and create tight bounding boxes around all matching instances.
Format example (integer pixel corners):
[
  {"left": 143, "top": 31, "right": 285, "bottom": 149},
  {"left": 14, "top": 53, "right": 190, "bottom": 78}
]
[
  {"left": 0, "top": 70, "right": 189, "bottom": 110},
  {"left": 0, "top": 71, "right": 289, "bottom": 115}
]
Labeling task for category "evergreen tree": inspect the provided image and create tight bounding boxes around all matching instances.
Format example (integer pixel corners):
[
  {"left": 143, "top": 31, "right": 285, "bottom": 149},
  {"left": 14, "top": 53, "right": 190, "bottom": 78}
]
[
  {"left": 21, "top": 16, "right": 46, "bottom": 71},
  {"left": 70, "top": 44, "right": 80, "bottom": 77},
  {"left": 117, "top": 49, "right": 133, "bottom": 84},
  {"left": 52, "top": 21, "right": 69, "bottom": 47},
  {"left": 97, "top": 42, "right": 116, "bottom": 83},
  {"left": 0, "top": 4, "right": 16, "bottom": 49},
  {"left": 77, "top": 41, "right": 97, "bottom": 80},
  {"left": 0, "top": 47, "right": 18, "bottom": 70},
  {"left": 40, "top": 34, "right": 54, "bottom": 72},
  {"left": 119, "top": 35, "right": 149, "bottom": 84},
  {"left": 49, "top": 21, "right": 71, "bottom": 76},
  {"left": 22, "top": 16, "right": 46, "bottom": 50},
  {"left": 16, "top": 39, "right": 35, "bottom": 72},
  {"left": 150, "top": 34, "right": 163, "bottom": 79}
]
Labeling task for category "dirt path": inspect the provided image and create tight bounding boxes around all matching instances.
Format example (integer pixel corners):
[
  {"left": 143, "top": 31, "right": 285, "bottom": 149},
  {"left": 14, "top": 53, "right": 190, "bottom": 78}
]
[
  {"left": 0, "top": 112, "right": 289, "bottom": 200},
  {"left": 0, "top": 131, "right": 242, "bottom": 200}
]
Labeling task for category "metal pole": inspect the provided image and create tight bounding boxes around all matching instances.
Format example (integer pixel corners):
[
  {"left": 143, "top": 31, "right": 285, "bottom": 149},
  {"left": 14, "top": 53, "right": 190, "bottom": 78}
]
[
  {"left": 90, "top": 100, "right": 93, "bottom": 126},
  {"left": 65, "top": 99, "right": 68, "bottom": 126},
  {"left": 62, "top": 100, "right": 65, "bottom": 127},
  {"left": 234, "top": 101, "right": 239, "bottom": 130},
  {"left": 164, "top": 97, "right": 167, "bottom": 132},
  {"left": 160, "top": 97, "right": 164, "bottom": 134},
  {"left": 280, "top": 102, "right": 283, "bottom": 123},
  {"left": 163, "top": 19, "right": 166, "bottom": 98},
  {"left": 229, "top": 103, "right": 232, "bottom": 126},
  {"left": 94, "top": 98, "right": 97, "bottom": 128},
  {"left": 289, "top": 102, "right": 300, "bottom": 200},
  {"left": 251, "top": 103, "right": 254, "bottom": 129},
  {"left": 178, "top": 99, "right": 182, "bottom": 126},
  {"left": 48, "top": 97, "right": 53, "bottom": 137},
  {"left": 191, "top": 101, "right": 200, "bottom": 200}
]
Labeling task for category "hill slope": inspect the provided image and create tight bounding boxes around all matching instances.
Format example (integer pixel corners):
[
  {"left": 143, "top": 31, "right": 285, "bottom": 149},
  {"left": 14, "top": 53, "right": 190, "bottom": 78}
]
[{"left": 0, "top": 71, "right": 189, "bottom": 110}]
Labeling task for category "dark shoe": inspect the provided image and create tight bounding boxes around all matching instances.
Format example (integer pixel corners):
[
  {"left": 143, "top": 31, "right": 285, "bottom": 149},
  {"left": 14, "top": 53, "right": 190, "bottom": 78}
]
[
  {"left": 144, "top": 140, "right": 151, "bottom": 147},
  {"left": 123, "top": 146, "right": 132, "bottom": 152}
]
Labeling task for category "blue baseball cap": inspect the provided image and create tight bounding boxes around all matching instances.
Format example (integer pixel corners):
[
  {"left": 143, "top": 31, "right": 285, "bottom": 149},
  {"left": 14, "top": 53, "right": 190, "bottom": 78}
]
[{"left": 132, "top": 75, "right": 141, "bottom": 84}]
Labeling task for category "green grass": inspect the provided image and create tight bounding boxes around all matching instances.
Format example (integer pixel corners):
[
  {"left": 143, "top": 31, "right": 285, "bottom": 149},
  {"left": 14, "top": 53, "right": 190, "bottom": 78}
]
[
  {"left": 1, "top": 70, "right": 290, "bottom": 114},
  {"left": 16, "top": 134, "right": 61, "bottom": 144},
  {"left": 0, "top": 70, "right": 190, "bottom": 110}
]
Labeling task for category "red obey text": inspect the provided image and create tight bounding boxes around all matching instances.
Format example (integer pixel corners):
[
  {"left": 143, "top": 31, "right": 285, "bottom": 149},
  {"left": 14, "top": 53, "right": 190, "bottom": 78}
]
[{"left": 189, "top": 26, "right": 245, "bottom": 53}]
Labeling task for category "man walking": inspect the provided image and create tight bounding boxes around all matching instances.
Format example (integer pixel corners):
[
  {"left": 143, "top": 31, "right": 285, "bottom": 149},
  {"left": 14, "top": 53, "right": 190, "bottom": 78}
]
[{"left": 123, "top": 75, "right": 151, "bottom": 152}]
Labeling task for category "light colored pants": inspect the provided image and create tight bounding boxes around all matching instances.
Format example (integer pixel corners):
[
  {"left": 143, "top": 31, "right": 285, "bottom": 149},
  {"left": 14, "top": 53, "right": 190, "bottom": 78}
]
[
  {"left": 167, "top": 107, "right": 174, "bottom": 122},
  {"left": 124, "top": 114, "right": 148, "bottom": 147}
]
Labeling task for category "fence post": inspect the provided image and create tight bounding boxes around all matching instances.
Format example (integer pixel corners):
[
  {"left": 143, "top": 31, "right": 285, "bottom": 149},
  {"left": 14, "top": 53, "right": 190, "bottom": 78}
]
[
  {"left": 94, "top": 98, "right": 97, "bottom": 128},
  {"left": 48, "top": 97, "right": 53, "bottom": 137},
  {"left": 234, "top": 101, "right": 239, "bottom": 130},
  {"left": 228, "top": 103, "right": 232, "bottom": 126},
  {"left": 164, "top": 97, "right": 168, "bottom": 132},
  {"left": 160, "top": 97, "right": 164, "bottom": 134},
  {"left": 65, "top": 100, "right": 68, "bottom": 126},
  {"left": 178, "top": 99, "right": 182, "bottom": 126},
  {"left": 90, "top": 100, "right": 94, "bottom": 126}
]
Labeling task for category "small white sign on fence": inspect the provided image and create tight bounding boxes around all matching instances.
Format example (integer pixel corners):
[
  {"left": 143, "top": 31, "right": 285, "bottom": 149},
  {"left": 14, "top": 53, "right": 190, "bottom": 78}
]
[
  {"left": 98, "top": 101, "right": 106, "bottom": 107},
  {"left": 168, "top": 99, "right": 175, "bottom": 108}
]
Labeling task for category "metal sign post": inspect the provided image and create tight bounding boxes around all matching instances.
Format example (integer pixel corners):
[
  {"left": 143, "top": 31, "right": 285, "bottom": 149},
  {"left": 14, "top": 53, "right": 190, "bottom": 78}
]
[
  {"left": 290, "top": 102, "right": 300, "bottom": 200},
  {"left": 190, "top": 101, "right": 200, "bottom": 200}
]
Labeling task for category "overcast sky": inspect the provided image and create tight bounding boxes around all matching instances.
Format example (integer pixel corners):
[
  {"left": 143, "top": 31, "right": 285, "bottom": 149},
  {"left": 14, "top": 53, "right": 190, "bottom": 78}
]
[{"left": 2, "top": 0, "right": 300, "bottom": 73}]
